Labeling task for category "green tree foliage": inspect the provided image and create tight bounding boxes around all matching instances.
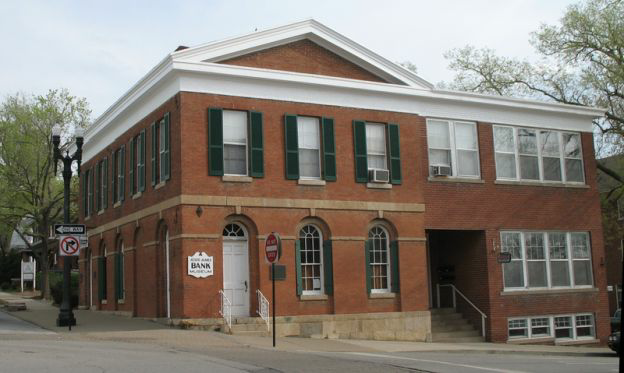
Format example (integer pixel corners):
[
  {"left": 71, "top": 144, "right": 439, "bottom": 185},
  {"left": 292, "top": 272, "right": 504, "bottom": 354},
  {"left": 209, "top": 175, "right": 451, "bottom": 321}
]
[
  {"left": 0, "top": 89, "right": 90, "bottom": 298},
  {"left": 443, "top": 0, "right": 623, "bottom": 181}
]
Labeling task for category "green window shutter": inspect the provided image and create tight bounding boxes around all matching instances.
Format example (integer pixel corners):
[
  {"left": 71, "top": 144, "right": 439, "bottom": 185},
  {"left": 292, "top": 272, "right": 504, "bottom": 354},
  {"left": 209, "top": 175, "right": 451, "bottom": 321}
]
[
  {"left": 249, "top": 111, "right": 264, "bottom": 178},
  {"left": 151, "top": 121, "right": 157, "bottom": 185},
  {"left": 103, "top": 157, "right": 108, "bottom": 208},
  {"left": 295, "top": 239, "right": 302, "bottom": 296},
  {"left": 139, "top": 130, "right": 146, "bottom": 192},
  {"left": 114, "top": 252, "right": 120, "bottom": 301},
  {"left": 208, "top": 108, "right": 224, "bottom": 176},
  {"left": 98, "top": 257, "right": 106, "bottom": 301},
  {"left": 112, "top": 151, "right": 117, "bottom": 203},
  {"left": 129, "top": 138, "right": 135, "bottom": 195},
  {"left": 388, "top": 123, "right": 402, "bottom": 185},
  {"left": 323, "top": 240, "right": 333, "bottom": 295},
  {"left": 164, "top": 113, "right": 171, "bottom": 181},
  {"left": 82, "top": 172, "right": 88, "bottom": 217},
  {"left": 89, "top": 168, "right": 94, "bottom": 215},
  {"left": 390, "top": 240, "right": 400, "bottom": 293},
  {"left": 322, "top": 117, "right": 337, "bottom": 181},
  {"left": 284, "top": 114, "right": 299, "bottom": 180},
  {"left": 120, "top": 145, "right": 125, "bottom": 202},
  {"left": 365, "top": 240, "right": 372, "bottom": 294},
  {"left": 353, "top": 120, "right": 368, "bottom": 183}
]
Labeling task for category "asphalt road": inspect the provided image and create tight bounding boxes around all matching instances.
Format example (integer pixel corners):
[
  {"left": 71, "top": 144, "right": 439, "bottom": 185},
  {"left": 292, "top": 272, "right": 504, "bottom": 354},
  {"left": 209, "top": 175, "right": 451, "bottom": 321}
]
[{"left": 0, "top": 309, "right": 619, "bottom": 373}]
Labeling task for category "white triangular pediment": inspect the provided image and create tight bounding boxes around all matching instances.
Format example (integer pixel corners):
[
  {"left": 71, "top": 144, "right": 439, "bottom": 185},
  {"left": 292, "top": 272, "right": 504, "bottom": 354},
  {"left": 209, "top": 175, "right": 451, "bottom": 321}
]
[{"left": 172, "top": 19, "right": 433, "bottom": 89}]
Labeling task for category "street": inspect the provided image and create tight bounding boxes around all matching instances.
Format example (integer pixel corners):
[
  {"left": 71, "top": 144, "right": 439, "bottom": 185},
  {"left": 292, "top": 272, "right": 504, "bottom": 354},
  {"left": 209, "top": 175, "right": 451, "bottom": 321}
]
[{"left": 0, "top": 307, "right": 618, "bottom": 373}]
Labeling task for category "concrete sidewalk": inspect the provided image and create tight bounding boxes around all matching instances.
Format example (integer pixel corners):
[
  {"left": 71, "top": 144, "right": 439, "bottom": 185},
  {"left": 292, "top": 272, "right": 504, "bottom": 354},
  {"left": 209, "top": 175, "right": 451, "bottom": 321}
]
[{"left": 0, "top": 291, "right": 613, "bottom": 357}]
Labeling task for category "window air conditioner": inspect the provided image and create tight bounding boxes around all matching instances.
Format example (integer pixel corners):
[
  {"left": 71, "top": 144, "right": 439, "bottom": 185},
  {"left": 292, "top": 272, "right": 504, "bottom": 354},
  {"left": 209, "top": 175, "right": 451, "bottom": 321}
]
[
  {"left": 368, "top": 168, "right": 390, "bottom": 183},
  {"left": 431, "top": 165, "right": 451, "bottom": 177}
]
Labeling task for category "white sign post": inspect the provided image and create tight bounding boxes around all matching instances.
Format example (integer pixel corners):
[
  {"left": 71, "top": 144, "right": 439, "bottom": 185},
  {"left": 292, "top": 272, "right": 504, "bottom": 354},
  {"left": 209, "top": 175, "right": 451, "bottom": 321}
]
[
  {"left": 20, "top": 258, "right": 36, "bottom": 293},
  {"left": 187, "top": 252, "right": 214, "bottom": 278}
]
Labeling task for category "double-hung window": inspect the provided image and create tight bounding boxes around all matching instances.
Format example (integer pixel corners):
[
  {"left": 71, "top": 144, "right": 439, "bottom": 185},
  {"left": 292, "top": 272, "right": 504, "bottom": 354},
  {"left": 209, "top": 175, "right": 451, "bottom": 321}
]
[
  {"left": 96, "top": 158, "right": 108, "bottom": 211},
  {"left": 493, "top": 125, "right": 584, "bottom": 183},
  {"left": 295, "top": 225, "right": 334, "bottom": 296},
  {"left": 129, "top": 130, "right": 146, "bottom": 195},
  {"left": 284, "top": 115, "right": 336, "bottom": 181},
  {"left": 501, "top": 231, "right": 593, "bottom": 290},
  {"left": 83, "top": 169, "right": 92, "bottom": 217},
  {"left": 353, "top": 120, "right": 401, "bottom": 184},
  {"left": 364, "top": 226, "right": 400, "bottom": 294},
  {"left": 426, "top": 119, "right": 479, "bottom": 178},
  {"left": 150, "top": 113, "right": 170, "bottom": 186},
  {"left": 208, "top": 108, "right": 264, "bottom": 178}
]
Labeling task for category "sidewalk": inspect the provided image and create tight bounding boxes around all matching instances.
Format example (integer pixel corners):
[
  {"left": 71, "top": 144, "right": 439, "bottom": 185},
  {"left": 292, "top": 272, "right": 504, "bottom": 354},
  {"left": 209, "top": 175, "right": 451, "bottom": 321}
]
[{"left": 0, "top": 291, "right": 613, "bottom": 357}]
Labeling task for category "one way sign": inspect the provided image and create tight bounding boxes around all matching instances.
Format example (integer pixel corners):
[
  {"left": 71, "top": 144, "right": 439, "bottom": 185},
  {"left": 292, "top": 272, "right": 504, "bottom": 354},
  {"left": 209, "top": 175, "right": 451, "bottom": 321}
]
[{"left": 54, "top": 224, "right": 86, "bottom": 235}]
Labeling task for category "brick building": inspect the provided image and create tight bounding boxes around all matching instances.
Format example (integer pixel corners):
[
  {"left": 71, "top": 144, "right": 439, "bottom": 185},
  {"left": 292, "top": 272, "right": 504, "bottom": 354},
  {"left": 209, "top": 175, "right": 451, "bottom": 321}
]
[{"left": 78, "top": 19, "right": 608, "bottom": 344}]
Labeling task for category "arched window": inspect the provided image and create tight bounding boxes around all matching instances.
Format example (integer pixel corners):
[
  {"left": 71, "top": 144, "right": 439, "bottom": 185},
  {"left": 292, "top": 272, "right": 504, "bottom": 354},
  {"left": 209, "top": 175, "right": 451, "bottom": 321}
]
[
  {"left": 368, "top": 226, "right": 390, "bottom": 293},
  {"left": 116, "top": 238, "right": 125, "bottom": 301},
  {"left": 223, "top": 223, "right": 246, "bottom": 239},
  {"left": 298, "top": 225, "right": 323, "bottom": 295}
]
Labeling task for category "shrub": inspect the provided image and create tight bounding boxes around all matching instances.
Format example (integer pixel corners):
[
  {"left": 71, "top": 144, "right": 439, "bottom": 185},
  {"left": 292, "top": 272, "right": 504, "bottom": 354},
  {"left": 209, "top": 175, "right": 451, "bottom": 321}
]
[{"left": 49, "top": 271, "right": 79, "bottom": 307}]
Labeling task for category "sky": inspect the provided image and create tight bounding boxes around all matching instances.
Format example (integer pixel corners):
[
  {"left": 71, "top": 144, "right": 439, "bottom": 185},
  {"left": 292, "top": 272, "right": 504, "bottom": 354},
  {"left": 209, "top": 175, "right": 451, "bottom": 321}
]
[{"left": 0, "top": 0, "right": 579, "bottom": 119}]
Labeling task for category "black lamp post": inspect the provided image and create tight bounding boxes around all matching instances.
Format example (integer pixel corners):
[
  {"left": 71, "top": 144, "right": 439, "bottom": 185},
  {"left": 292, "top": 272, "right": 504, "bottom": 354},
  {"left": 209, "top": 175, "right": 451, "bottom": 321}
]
[{"left": 52, "top": 130, "right": 83, "bottom": 328}]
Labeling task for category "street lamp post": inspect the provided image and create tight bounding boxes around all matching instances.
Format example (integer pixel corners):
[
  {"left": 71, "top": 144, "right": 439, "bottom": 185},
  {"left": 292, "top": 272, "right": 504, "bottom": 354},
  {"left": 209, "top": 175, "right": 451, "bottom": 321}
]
[{"left": 52, "top": 131, "right": 83, "bottom": 328}]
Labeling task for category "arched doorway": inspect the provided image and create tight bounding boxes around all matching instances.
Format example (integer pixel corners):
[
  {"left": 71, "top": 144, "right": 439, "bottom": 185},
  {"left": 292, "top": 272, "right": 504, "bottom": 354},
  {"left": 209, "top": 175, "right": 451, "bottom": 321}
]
[{"left": 222, "top": 223, "right": 249, "bottom": 317}]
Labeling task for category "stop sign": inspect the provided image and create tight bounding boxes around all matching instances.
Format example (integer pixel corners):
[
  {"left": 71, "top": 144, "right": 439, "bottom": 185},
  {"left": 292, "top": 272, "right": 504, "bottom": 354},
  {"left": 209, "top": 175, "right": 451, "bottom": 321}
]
[{"left": 265, "top": 232, "right": 281, "bottom": 264}]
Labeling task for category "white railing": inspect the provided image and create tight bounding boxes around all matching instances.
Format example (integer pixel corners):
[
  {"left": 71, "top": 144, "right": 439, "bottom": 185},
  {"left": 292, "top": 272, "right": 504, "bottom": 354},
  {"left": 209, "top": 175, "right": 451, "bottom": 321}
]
[
  {"left": 256, "top": 289, "right": 270, "bottom": 332},
  {"left": 219, "top": 290, "right": 232, "bottom": 331},
  {"left": 436, "top": 283, "right": 487, "bottom": 337}
]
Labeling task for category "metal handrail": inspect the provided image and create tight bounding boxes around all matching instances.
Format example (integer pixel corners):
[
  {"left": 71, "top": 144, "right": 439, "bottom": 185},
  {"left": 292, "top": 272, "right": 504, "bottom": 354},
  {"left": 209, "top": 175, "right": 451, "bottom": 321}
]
[
  {"left": 219, "top": 290, "right": 232, "bottom": 330},
  {"left": 436, "top": 283, "right": 487, "bottom": 337},
  {"left": 256, "top": 289, "right": 270, "bottom": 332}
]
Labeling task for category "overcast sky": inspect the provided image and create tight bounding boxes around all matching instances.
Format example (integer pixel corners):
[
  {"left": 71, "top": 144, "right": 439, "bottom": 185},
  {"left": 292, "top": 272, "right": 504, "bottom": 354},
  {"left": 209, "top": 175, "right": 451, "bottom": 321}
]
[{"left": 0, "top": 0, "right": 578, "bottom": 119}]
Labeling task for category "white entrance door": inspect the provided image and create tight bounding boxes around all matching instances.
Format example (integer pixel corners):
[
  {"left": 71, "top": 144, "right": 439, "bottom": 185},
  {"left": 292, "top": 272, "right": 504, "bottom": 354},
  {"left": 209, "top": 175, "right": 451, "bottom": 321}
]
[{"left": 223, "top": 239, "right": 250, "bottom": 317}]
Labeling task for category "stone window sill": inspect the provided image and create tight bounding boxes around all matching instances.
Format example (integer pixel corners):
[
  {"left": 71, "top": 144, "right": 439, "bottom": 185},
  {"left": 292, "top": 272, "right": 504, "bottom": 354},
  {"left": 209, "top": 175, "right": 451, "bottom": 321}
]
[
  {"left": 507, "top": 337, "right": 554, "bottom": 344},
  {"left": 154, "top": 181, "right": 167, "bottom": 190},
  {"left": 132, "top": 192, "right": 142, "bottom": 200},
  {"left": 101, "top": 300, "right": 107, "bottom": 305},
  {"left": 300, "top": 294, "right": 328, "bottom": 301},
  {"left": 500, "top": 287, "right": 598, "bottom": 296},
  {"left": 428, "top": 176, "right": 484, "bottom": 184},
  {"left": 494, "top": 180, "right": 589, "bottom": 189},
  {"left": 369, "top": 292, "right": 396, "bottom": 299},
  {"left": 222, "top": 175, "right": 253, "bottom": 183},
  {"left": 366, "top": 183, "right": 392, "bottom": 189},
  {"left": 97, "top": 209, "right": 105, "bottom": 216},
  {"left": 556, "top": 338, "right": 600, "bottom": 346},
  {"left": 84, "top": 216, "right": 91, "bottom": 221},
  {"left": 298, "top": 179, "right": 326, "bottom": 186},
  {"left": 118, "top": 299, "right": 125, "bottom": 304}
]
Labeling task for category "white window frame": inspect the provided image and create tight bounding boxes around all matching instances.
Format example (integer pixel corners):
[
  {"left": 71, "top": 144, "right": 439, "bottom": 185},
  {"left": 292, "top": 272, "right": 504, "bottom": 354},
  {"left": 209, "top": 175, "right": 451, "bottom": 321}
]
[
  {"left": 299, "top": 224, "right": 324, "bottom": 296},
  {"left": 369, "top": 225, "right": 391, "bottom": 294},
  {"left": 297, "top": 116, "right": 322, "bottom": 180},
  {"left": 501, "top": 231, "right": 593, "bottom": 291},
  {"left": 493, "top": 125, "right": 585, "bottom": 184},
  {"left": 223, "top": 110, "right": 248, "bottom": 176},
  {"left": 365, "top": 122, "right": 387, "bottom": 172},
  {"left": 508, "top": 313, "right": 595, "bottom": 341},
  {"left": 426, "top": 118, "right": 480, "bottom": 179}
]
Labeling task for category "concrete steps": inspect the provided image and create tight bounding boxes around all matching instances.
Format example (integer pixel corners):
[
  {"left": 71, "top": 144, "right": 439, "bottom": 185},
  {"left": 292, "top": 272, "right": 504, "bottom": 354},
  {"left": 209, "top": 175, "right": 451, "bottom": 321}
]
[
  {"left": 226, "top": 317, "right": 271, "bottom": 337},
  {"left": 430, "top": 308, "right": 484, "bottom": 343}
]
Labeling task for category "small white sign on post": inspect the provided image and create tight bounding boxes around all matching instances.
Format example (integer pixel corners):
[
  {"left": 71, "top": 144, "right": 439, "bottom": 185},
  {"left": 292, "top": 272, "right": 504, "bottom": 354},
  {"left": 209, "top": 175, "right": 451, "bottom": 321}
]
[
  {"left": 188, "top": 252, "right": 213, "bottom": 278},
  {"left": 21, "top": 258, "right": 36, "bottom": 292}
]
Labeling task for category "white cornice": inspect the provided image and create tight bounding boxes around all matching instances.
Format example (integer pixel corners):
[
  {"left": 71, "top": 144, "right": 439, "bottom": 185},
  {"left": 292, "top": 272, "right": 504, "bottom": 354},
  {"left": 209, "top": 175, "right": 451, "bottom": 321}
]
[{"left": 82, "top": 20, "right": 605, "bottom": 163}]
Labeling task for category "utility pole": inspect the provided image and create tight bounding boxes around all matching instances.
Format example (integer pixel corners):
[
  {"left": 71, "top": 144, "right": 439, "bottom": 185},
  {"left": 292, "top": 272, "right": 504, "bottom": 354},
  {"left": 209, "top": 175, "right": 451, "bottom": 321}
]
[{"left": 52, "top": 130, "right": 83, "bottom": 328}]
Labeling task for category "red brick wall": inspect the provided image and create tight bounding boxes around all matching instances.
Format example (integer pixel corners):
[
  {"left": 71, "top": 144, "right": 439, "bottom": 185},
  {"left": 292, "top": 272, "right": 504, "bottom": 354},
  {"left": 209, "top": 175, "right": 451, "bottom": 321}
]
[
  {"left": 421, "top": 121, "right": 609, "bottom": 343},
  {"left": 220, "top": 39, "right": 389, "bottom": 84}
]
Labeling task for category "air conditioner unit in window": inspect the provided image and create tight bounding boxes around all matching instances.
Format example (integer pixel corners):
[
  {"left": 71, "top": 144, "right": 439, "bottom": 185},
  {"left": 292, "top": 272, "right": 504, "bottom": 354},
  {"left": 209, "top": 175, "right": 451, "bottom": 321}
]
[
  {"left": 431, "top": 165, "right": 451, "bottom": 177},
  {"left": 368, "top": 168, "right": 390, "bottom": 183}
]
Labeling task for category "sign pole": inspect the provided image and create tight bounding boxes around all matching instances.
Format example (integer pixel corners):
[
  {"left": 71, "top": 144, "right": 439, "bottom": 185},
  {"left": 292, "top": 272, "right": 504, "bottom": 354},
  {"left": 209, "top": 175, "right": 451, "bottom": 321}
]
[{"left": 272, "top": 262, "right": 276, "bottom": 348}]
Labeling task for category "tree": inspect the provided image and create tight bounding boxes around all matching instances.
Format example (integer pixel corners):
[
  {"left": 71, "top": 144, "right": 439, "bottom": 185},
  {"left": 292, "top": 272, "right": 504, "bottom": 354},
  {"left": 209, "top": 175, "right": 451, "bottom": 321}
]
[
  {"left": 0, "top": 89, "right": 90, "bottom": 299},
  {"left": 442, "top": 0, "right": 623, "bottom": 185}
]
